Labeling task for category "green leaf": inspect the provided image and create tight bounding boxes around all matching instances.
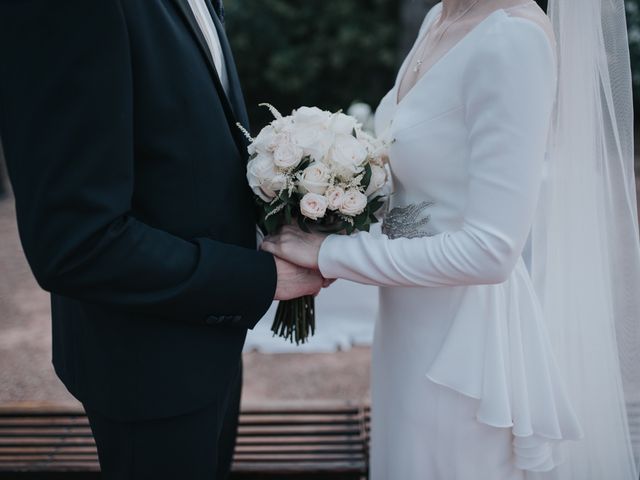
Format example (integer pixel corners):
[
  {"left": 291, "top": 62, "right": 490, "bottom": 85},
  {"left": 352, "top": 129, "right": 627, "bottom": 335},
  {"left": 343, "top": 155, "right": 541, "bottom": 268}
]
[
  {"left": 345, "top": 222, "right": 355, "bottom": 235},
  {"left": 298, "top": 157, "right": 312, "bottom": 170},
  {"left": 297, "top": 215, "right": 311, "bottom": 233},
  {"left": 284, "top": 204, "right": 292, "bottom": 225},
  {"left": 264, "top": 212, "right": 282, "bottom": 234},
  {"left": 361, "top": 163, "right": 373, "bottom": 190}
]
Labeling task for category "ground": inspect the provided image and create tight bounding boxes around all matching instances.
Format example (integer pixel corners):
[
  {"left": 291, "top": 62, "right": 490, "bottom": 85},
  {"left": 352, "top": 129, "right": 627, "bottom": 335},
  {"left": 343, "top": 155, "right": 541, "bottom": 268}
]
[
  {"left": 3, "top": 171, "right": 640, "bottom": 408},
  {"left": 0, "top": 195, "right": 371, "bottom": 408}
]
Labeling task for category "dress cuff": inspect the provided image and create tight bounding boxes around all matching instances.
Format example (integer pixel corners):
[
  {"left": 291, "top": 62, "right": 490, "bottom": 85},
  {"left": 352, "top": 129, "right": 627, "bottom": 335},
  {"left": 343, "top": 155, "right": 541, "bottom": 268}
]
[{"left": 318, "top": 234, "right": 343, "bottom": 280}]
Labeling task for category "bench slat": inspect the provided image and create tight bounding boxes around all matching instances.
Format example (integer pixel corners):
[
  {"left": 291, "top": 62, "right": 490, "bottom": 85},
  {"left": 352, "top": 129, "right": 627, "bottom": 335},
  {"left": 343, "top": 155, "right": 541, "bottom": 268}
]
[{"left": 0, "top": 404, "right": 369, "bottom": 479}]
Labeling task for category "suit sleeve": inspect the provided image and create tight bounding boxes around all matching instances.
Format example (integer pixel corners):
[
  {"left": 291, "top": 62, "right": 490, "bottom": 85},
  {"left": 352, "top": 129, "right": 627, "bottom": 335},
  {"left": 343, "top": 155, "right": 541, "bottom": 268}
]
[
  {"left": 0, "top": 0, "right": 276, "bottom": 328},
  {"left": 318, "top": 18, "right": 556, "bottom": 287}
]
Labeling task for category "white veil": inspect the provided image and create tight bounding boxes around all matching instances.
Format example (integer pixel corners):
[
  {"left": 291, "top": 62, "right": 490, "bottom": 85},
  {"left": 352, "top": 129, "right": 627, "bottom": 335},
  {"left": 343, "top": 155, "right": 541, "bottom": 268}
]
[{"left": 531, "top": 0, "right": 640, "bottom": 477}]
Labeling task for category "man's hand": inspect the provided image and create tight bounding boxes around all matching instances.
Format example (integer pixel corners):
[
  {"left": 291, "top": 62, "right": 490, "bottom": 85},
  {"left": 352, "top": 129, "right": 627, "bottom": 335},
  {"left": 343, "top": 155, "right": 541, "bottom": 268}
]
[
  {"left": 262, "top": 225, "right": 327, "bottom": 270},
  {"left": 273, "top": 257, "right": 324, "bottom": 301}
]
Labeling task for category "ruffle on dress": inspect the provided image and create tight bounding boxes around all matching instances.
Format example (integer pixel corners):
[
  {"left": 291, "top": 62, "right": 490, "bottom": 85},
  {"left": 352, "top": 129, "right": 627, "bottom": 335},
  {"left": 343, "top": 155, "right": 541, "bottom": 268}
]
[{"left": 426, "top": 258, "right": 583, "bottom": 472}]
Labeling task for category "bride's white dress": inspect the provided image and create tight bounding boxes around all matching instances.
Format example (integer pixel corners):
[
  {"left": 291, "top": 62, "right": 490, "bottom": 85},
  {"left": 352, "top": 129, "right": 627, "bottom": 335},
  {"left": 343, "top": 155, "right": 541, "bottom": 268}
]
[{"left": 317, "top": 4, "right": 584, "bottom": 479}]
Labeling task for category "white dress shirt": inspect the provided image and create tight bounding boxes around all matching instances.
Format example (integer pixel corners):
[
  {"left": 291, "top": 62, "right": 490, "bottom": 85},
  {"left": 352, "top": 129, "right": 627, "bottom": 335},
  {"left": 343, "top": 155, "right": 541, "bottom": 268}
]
[{"left": 187, "top": 0, "right": 229, "bottom": 92}]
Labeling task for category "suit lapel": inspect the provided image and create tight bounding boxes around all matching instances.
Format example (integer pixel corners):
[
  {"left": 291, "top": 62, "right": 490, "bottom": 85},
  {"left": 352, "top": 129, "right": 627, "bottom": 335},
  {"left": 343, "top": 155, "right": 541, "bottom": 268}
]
[
  {"left": 206, "top": 0, "right": 250, "bottom": 133},
  {"left": 171, "top": 0, "right": 247, "bottom": 156}
]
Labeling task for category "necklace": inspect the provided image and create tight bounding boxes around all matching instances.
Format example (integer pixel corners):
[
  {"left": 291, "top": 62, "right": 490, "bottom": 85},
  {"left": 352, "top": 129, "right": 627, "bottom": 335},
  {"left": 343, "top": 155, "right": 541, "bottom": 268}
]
[{"left": 413, "top": 0, "right": 481, "bottom": 73}]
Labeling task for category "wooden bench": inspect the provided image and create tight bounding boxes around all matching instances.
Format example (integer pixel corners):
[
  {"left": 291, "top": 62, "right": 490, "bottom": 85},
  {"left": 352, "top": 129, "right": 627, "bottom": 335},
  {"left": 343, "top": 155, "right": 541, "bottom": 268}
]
[{"left": 0, "top": 402, "right": 370, "bottom": 479}]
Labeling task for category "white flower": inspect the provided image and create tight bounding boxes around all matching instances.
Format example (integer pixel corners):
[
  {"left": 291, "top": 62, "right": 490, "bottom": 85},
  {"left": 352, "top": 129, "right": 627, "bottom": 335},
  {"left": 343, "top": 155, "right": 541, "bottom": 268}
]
[
  {"left": 356, "top": 130, "right": 389, "bottom": 166},
  {"left": 327, "top": 134, "right": 368, "bottom": 180},
  {"left": 329, "top": 112, "right": 359, "bottom": 136},
  {"left": 292, "top": 106, "right": 332, "bottom": 128},
  {"left": 356, "top": 130, "right": 380, "bottom": 155},
  {"left": 249, "top": 125, "right": 277, "bottom": 156},
  {"left": 324, "top": 185, "right": 345, "bottom": 211},
  {"left": 298, "top": 162, "right": 331, "bottom": 195},
  {"left": 247, "top": 153, "right": 287, "bottom": 202},
  {"left": 272, "top": 115, "right": 295, "bottom": 132},
  {"left": 339, "top": 189, "right": 368, "bottom": 217},
  {"left": 293, "top": 125, "right": 334, "bottom": 163},
  {"left": 365, "top": 164, "right": 388, "bottom": 197},
  {"left": 300, "top": 193, "right": 329, "bottom": 221},
  {"left": 272, "top": 133, "right": 304, "bottom": 170}
]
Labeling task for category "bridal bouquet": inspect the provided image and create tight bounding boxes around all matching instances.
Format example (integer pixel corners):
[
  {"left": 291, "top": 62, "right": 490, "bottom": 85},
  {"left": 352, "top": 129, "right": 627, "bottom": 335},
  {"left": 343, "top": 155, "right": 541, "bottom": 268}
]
[{"left": 239, "top": 104, "right": 390, "bottom": 344}]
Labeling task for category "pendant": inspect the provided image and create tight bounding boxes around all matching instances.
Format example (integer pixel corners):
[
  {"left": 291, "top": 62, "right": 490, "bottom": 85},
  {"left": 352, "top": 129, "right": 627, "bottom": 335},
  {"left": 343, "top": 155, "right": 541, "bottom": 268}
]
[{"left": 414, "top": 60, "right": 423, "bottom": 73}]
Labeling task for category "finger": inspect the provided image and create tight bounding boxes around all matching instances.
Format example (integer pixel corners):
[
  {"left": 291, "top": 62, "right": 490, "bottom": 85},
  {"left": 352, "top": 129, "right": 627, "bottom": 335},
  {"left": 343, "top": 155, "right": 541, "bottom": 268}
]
[
  {"left": 322, "top": 278, "right": 335, "bottom": 288},
  {"left": 260, "top": 241, "right": 279, "bottom": 256},
  {"left": 263, "top": 233, "right": 281, "bottom": 244}
]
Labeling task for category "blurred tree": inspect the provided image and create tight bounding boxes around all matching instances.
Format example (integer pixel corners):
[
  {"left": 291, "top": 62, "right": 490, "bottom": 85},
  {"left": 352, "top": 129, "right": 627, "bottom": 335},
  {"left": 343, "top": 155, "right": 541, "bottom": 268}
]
[
  {"left": 225, "top": 0, "right": 637, "bottom": 131},
  {"left": 400, "top": 1, "right": 547, "bottom": 57},
  {"left": 399, "top": 0, "right": 437, "bottom": 58},
  {"left": 225, "top": 0, "right": 399, "bottom": 130},
  {"left": 627, "top": 0, "right": 639, "bottom": 111}
]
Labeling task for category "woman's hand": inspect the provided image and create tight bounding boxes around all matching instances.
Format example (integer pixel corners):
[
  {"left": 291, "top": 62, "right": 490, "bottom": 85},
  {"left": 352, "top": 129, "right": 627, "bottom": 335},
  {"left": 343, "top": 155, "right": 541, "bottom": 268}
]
[{"left": 261, "top": 225, "right": 328, "bottom": 271}]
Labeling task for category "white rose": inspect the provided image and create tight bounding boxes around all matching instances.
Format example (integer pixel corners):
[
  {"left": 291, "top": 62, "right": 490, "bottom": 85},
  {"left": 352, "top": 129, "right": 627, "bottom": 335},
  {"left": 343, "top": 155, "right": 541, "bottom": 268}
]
[
  {"left": 273, "top": 133, "right": 304, "bottom": 170},
  {"left": 365, "top": 164, "right": 388, "bottom": 197},
  {"left": 266, "top": 172, "right": 288, "bottom": 197},
  {"left": 300, "top": 193, "right": 329, "bottom": 221},
  {"left": 356, "top": 130, "right": 380, "bottom": 155},
  {"left": 293, "top": 125, "right": 334, "bottom": 163},
  {"left": 327, "top": 134, "right": 368, "bottom": 180},
  {"left": 298, "top": 162, "right": 331, "bottom": 195},
  {"left": 324, "top": 185, "right": 345, "bottom": 211},
  {"left": 339, "top": 189, "right": 368, "bottom": 217},
  {"left": 249, "top": 125, "right": 277, "bottom": 156},
  {"left": 330, "top": 112, "right": 359, "bottom": 135},
  {"left": 247, "top": 153, "right": 287, "bottom": 202},
  {"left": 292, "top": 106, "right": 332, "bottom": 128}
]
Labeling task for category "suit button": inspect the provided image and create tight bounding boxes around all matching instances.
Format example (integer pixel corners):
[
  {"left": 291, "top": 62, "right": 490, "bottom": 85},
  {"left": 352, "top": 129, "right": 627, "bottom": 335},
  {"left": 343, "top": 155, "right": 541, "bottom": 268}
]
[{"left": 205, "top": 315, "right": 219, "bottom": 325}]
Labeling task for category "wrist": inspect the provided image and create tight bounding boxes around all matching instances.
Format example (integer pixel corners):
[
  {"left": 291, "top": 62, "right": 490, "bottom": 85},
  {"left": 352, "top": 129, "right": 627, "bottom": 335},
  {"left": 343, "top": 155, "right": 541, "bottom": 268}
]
[{"left": 317, "top": 234, "right": 335, "bottom": 278}]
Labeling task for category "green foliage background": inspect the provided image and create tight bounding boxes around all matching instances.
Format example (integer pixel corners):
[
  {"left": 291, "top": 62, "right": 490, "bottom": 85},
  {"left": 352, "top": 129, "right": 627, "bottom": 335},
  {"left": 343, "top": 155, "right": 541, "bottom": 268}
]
[
  {"left": 224, "top": 0, "right": 399, "bottom": 131},
  {"left": 225, "top": 0, "right": 639, "bottom": 131}
]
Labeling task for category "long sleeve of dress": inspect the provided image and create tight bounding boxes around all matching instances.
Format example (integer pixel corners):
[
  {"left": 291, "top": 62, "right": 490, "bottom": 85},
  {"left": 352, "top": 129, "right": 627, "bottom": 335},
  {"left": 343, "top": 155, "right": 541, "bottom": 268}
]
[{"left": 318, "top": 18, "right": 556, "bottom": 287}]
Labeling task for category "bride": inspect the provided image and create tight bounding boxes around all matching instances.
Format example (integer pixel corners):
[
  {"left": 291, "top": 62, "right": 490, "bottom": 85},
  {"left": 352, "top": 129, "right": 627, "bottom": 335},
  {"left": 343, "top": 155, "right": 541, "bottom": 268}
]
[{"left": 262, "top": 0, "right": 640, "bottom": 478}]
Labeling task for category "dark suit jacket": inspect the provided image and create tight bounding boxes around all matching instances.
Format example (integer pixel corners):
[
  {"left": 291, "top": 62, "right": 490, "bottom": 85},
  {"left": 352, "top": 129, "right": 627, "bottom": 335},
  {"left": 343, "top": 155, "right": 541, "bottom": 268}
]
[{"left": 0, "top": 0, "right": 277, "bottom": 421}]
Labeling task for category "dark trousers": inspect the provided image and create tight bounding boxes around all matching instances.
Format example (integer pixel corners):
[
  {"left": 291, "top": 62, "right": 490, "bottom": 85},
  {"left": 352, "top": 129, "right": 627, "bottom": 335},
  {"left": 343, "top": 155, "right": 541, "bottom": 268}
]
[{"left": 85, "top": 366, "right": 242, "bottom": 480}]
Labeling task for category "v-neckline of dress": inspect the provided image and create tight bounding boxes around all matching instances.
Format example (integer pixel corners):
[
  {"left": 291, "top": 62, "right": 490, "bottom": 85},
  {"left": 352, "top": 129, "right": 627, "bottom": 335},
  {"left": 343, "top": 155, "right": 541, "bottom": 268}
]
[{"left": 395, "top": 7, "right": 507, "bottom": 107}]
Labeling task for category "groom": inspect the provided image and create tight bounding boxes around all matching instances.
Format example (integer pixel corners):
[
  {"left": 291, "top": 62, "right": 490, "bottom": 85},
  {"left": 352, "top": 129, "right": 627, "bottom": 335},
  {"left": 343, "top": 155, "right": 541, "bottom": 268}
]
[{"left": 0, "top": 1, "right": 324, "bottom": 478}]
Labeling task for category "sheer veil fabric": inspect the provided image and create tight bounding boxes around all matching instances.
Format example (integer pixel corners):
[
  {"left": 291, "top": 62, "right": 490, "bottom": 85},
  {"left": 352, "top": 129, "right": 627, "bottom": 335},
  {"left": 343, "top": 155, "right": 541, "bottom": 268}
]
[{"left": 529, "top": 0, "right": 640, "bottom": 477}]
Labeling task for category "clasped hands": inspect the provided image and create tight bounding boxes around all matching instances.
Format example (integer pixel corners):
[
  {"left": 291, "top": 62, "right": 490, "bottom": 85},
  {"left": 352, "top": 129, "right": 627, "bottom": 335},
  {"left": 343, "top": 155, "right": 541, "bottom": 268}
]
[{"left": 263, "top": 225, "right": 331, "bottom": 301}]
